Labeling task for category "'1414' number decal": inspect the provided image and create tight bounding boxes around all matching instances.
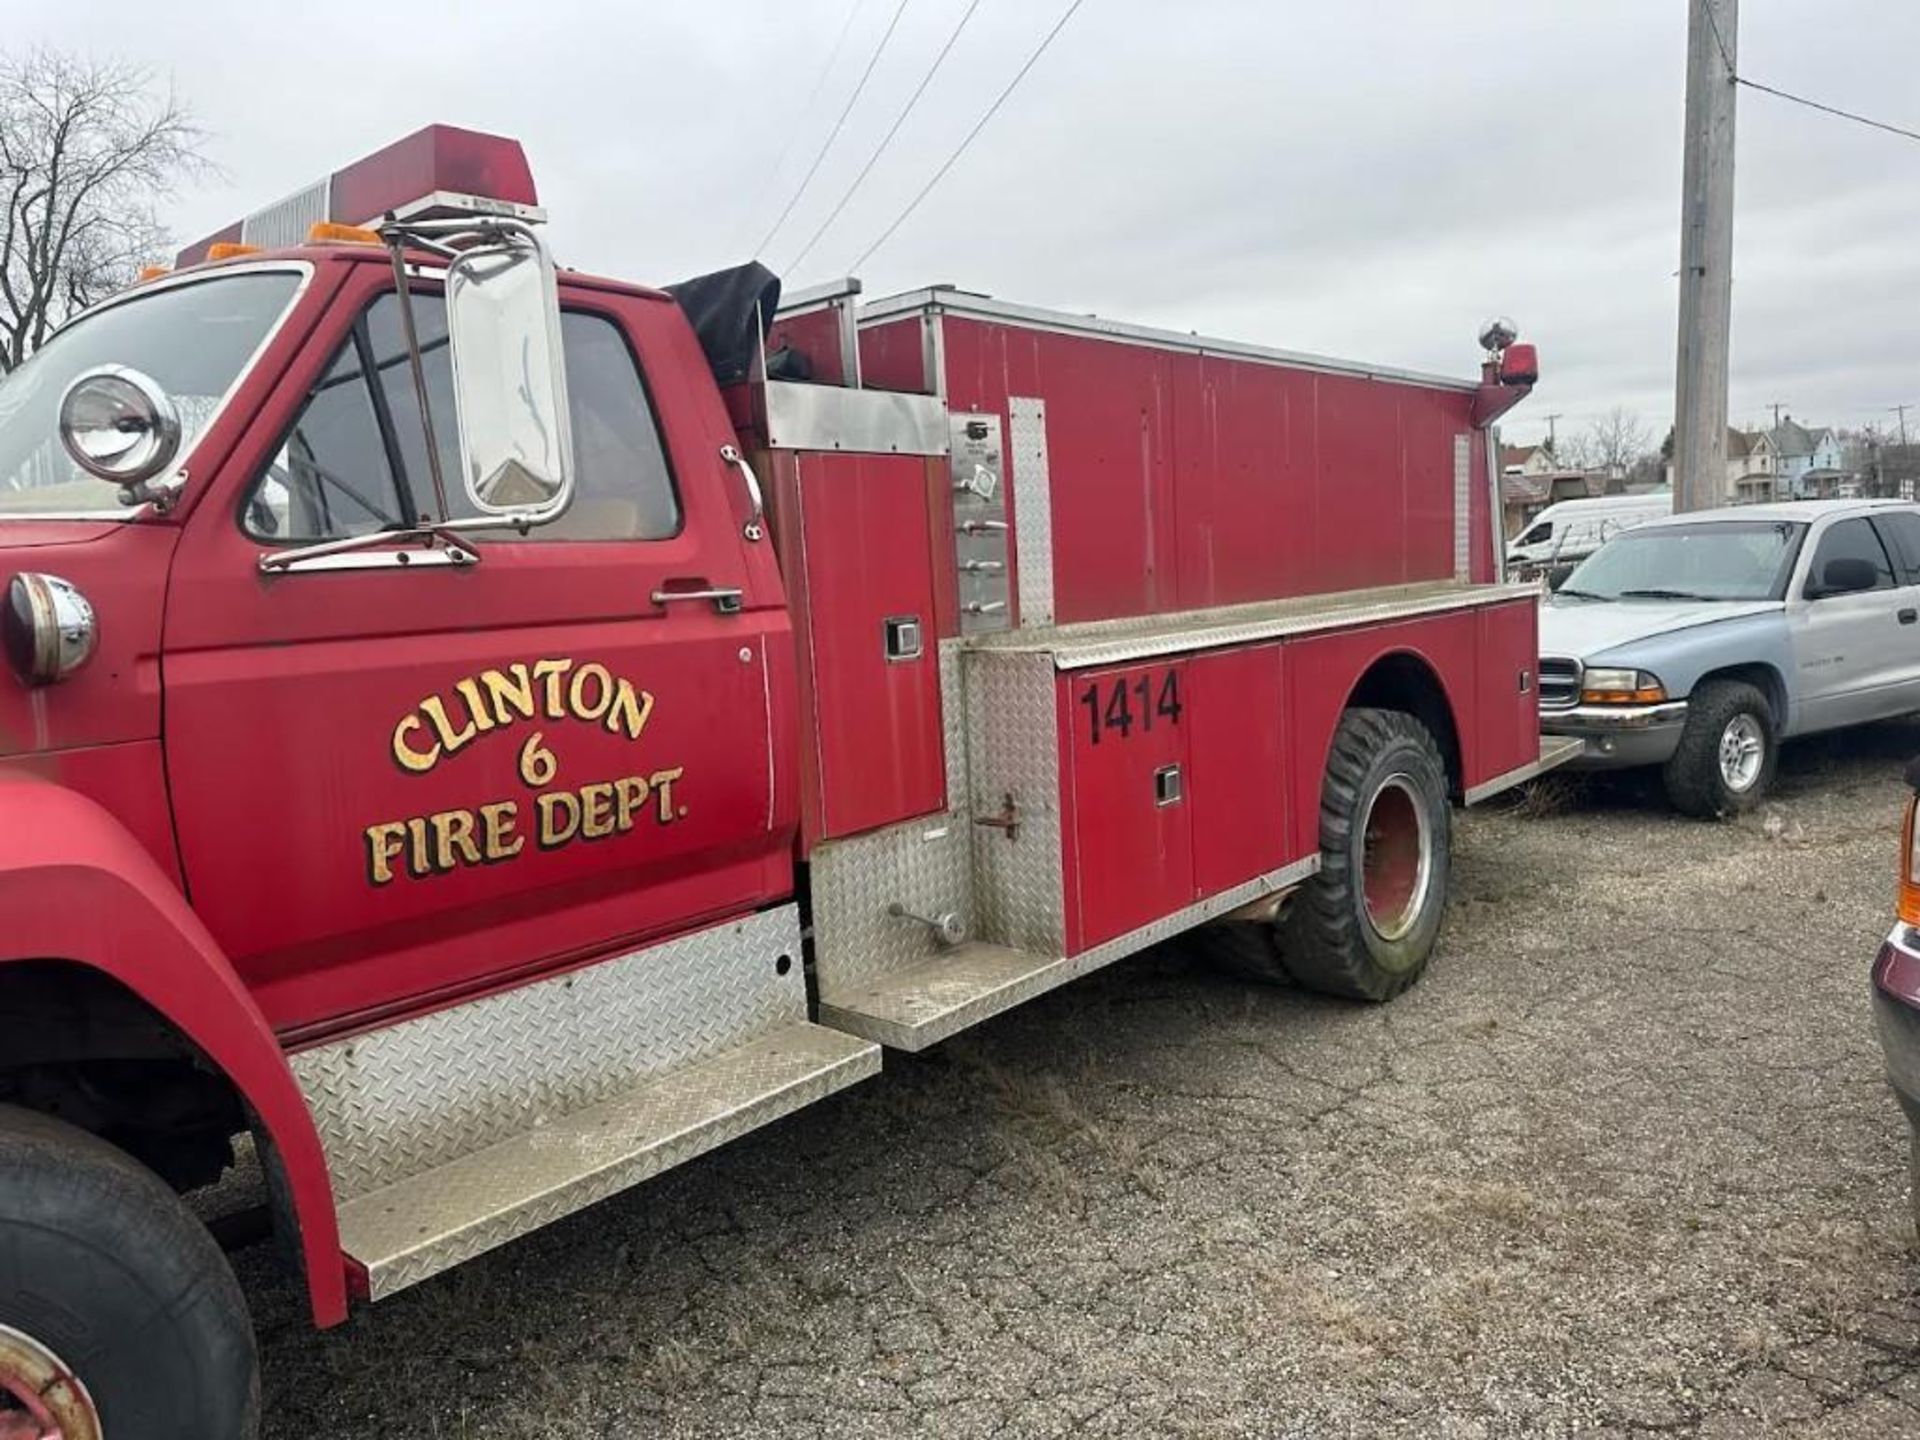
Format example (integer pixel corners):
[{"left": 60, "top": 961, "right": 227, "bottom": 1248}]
[{"left": 1080, "top": 669, "right": 1182, "bottom": 744}]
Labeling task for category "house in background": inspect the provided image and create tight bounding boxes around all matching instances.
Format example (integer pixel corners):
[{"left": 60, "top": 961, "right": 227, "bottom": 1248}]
[
  {"left": 1769, "top": 417, "right": 1853, "bottom": 498},
  {"left": 1664, "top": 420, "right": 1854, "bottom": 503},
  {"left": 1500, "top": 443, "right": 1557, "bottom": 478}
]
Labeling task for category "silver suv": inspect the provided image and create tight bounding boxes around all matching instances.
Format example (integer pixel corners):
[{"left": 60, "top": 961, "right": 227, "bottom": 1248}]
[{"left": 1537, "top": 500, "right": 1920, "bottom": 816}]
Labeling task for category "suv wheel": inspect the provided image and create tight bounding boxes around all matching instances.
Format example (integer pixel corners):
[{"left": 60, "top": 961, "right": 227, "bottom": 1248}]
[{"left": 1663, "top": 679, "right": 1776, "bottom": 818}]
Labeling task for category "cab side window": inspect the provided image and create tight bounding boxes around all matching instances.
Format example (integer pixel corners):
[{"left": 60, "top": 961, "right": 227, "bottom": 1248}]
[
  {"left": 1803, "top": 517, "right": 1896, "bottom": 596},
  {"left": 1871, "top": 511, "right": 1920, "bottom": 586},
  {"left": 245, "top": 292, "right": 680, "bottom": 543},
  {"left": 243, "top": 332, "right": 413, "bottom": 541}
]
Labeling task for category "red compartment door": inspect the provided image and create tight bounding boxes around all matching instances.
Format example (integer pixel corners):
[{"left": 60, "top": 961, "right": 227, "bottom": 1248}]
[
  {"left": 798, "top": 452, "right": 946, "bottom": 839},
  {"left": 1186, "top": 644, "right": 1292, "bottom": 895},
  {"left": 1062, "top": 661, "right": 1193, "bottom": 952}
]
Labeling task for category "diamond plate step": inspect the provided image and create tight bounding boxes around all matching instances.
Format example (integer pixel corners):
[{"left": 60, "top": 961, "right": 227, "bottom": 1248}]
[
  {"left": 816, "top": 941, "right": 1107, "bottom": 1051},
  {"left": 338, "top": 1022, "right": 879, "bottom": 1299}
]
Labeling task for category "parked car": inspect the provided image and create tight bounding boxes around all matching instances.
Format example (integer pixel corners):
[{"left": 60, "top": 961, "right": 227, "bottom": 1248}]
[
  {"left": 1509, "top": 490, "right": 1672, "bottom": 583},
  {"left": 1536, "top": 500, "right": 1920, "bottom": 816},
  {"left": 1872, "top": 758, "right": 1920, "bottom": 1234}
]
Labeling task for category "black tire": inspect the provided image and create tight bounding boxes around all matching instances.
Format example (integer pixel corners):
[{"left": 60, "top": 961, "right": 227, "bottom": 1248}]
[
  {"left": 1279, "top": 708, "right": 1453, "bottom": 1002},
  {"left": 0, "top": 1105, "right": 258, "bottom": 1440},
  {"left": 1661, "top": 679, "right": 1776, "bottom": 819}
]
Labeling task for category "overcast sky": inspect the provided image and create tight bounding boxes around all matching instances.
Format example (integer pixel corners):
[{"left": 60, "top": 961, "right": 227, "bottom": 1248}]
[{"left": 14, "top": 0, "right": 1920, "bottom": 450}]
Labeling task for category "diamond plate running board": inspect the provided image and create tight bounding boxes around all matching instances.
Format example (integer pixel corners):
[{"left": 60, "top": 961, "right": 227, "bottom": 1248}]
[
  {"left": 817, "top": 859, "right": 1320, "bottom": 1051},
  {"left": 338, "top": 1022, "right": 878, "bottom": 1299}
]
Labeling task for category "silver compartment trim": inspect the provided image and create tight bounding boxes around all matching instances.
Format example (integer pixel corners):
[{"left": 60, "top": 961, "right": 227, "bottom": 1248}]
[
  {"left": 1009, "top": 396, "right": 1054, "bottom": 629},
  {"left": 760, "top": 381, "right": 948, "bottom": 455},
  {"left": 966, "top": 581, "right": 1540, "bottom": 670}
]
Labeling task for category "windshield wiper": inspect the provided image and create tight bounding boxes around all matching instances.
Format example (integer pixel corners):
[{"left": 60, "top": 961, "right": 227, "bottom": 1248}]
[
  {"left": 1619, "top": 588, "right": 1712, "bottom": 601},
  {"left": 1554, "top": 586, "right": 1609, "bottom": 601}
]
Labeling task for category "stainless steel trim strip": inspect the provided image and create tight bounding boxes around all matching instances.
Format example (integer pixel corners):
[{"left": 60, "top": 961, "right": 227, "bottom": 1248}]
[
  {"left": 760, "top": 381, "right": 949, "bottom": 455},
  {"left": 1453, "top": 433, "right": 1473, "bottom": 582},
  {"left": 1008, "top": 396, "right": 1054, "bottom": 628},
  {"left": 1463, "top": 735, "right": 1587, "bottom": 805},
  {"left": 858, "top": 287, "right": 1477, "bottom": 393},
  {"left": 966, "top": 581, "right": 1541, "bottom": 670},
  {"left": 775, "top": 277, "right": 862, "bottom": 314}
]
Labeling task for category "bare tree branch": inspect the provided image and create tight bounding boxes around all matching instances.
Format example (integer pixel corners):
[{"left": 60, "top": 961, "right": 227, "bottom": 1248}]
[{"left": 0, "top": 49, "right": 208, "bottom": 373}]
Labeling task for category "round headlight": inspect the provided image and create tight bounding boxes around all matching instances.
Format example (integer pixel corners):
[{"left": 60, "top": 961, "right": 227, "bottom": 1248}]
[
  {"left": 1478, "top": 316, "right": 1519, "bottom": 353},
  {"left": 3, "top": 573, "right": 96, "bottom": 686},
  {"left": 58, "top": 365, "right": 182, "bottom": 484}
]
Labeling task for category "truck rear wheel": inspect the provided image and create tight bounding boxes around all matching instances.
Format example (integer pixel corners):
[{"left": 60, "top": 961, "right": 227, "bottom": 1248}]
[
  {"left": 0, "top": 1106, "right": 258, "bottom": 1440},
  {"left": 1280, "top": 707, "right": 1452, "bottom": 1001},
  {"left": 1662, "top": 679, "right": 1775, "bottom": 818}
]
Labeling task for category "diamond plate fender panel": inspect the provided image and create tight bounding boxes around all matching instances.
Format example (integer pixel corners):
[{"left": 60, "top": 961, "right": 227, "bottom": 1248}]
[{"left": 292, "top": 907, "right": 807, "bottom": 1204}]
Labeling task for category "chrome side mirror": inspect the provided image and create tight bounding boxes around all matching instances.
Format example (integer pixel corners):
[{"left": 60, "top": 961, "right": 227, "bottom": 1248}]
[
  {"left": 3, "top": 573, "right": 96, "bottom": 685},
  {"left": 58, "top": 366, "right": 182, "bottom": 488},
  {"left": 443, "top": 223, "right": 574, "bottom": 519}
]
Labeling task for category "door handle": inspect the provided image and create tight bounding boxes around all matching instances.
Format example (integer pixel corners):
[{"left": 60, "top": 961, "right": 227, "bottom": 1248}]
[
  {"left": 719, "top": 444, "right": 765, "bottom": 542},
  {"left": 651, "top": 587, "right": 744, "bottom": 615},
  {"left": 1900, "top": 609, "right": 1917, "bottom": 625}
]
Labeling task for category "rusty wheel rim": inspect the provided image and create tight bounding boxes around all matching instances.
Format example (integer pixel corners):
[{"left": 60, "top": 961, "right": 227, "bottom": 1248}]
[
  {"left": 1361, "top": 773, "right": 1433, "bottom": 944},
  {"left": 0, "top": 1325, "right": 101, "bottom": 1440}
]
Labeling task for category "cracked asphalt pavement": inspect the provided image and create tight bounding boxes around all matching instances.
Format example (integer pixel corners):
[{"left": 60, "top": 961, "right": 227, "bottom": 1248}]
[{"left": 239, "top": 720, "right": 1920, "bottom": 1438}]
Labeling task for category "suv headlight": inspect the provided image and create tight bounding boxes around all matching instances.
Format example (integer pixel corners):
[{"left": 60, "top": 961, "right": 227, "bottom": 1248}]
[{"left": 1580, "top": 667, "right": 1668, "bottom": 705}]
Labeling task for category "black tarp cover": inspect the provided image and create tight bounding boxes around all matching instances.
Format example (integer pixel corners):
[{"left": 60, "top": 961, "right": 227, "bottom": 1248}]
[{"left": 663, "top": 262, "right": 781, "bottom": 386}]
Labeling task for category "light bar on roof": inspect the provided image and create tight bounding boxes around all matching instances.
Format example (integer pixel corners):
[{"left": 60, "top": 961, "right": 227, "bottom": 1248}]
[{"left": 176, "top": 124, "right": 542, "bottom": 266}]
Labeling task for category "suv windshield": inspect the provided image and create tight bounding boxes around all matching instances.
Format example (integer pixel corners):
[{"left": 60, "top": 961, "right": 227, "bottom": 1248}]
[
  {"left": 1559, "top": 519, "right": 1807, "bottom": 602},
  {"left": 0, "top": 270, "right": 302, "bottom": 517}
]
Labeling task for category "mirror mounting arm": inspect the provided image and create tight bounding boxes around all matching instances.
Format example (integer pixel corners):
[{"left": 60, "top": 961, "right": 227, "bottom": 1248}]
[{"left": 383, "top": 228, "right": 455, "bottom": 527}]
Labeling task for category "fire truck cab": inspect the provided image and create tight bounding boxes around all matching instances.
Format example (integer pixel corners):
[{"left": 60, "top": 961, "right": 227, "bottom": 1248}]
[{"left": 0, "top": 126, "right": 1564, "bottom": 1438}]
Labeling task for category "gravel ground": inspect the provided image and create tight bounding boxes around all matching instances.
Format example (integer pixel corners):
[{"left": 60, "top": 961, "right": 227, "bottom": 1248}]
[{"left": 238, "top": 722, "right": 1920, "bottom": 1438}]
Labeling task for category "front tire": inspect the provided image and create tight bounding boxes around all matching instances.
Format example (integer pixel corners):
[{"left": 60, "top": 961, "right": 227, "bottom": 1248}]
[
  {"left": 0, "top": 1106, "right": 259, "bottom": 1440},
  {"left": 1662, "top": 679, "right": 1775, "bottom": 819}
]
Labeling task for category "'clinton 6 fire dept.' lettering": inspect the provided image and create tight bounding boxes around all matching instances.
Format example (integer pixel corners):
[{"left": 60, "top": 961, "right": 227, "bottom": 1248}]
[{"left": 364, "top": 658, "right": 685, "bottom": 886}]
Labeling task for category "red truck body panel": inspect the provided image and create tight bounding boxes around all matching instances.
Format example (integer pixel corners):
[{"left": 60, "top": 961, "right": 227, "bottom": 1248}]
[
  {"left": 155, "top": 254, "right": 800, "bottom": 1037},
  {"left": 862, "top": 304, "right": 1500, "bottom": 629}
]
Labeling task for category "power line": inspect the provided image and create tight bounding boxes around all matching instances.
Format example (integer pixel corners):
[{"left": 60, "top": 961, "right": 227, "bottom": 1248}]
[
  {"left": 848, "top": 0, "right": 1090, "bottom": 273},
  {"left": 731, "top": 0, "right": 871, "bottom": 255},
  {"left": 1735, "top": 77, "right": 1920, "bottom": 146},
  {"left": 786, "top": 0, "right": 988, "bottom": 275},
  {"left": 1698, "top": 4, "right": 1920, "bottom": 149},
  {"left": 754, "top": 0, "right": 917, "bottom": 259}
]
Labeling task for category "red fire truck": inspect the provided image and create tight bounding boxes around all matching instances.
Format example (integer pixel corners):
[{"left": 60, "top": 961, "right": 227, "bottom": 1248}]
[{"left": 0, "top": 125, "right": 1566, "bottom": 1438}]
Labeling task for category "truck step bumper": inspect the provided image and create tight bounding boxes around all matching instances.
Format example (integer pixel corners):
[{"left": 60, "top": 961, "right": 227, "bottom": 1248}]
[
  {"left": 337, "top": 1022, "right": 878, "bottom": 1299},
  {"left": 817, "top": 941, "right": 1105, "bottom": 1051}
]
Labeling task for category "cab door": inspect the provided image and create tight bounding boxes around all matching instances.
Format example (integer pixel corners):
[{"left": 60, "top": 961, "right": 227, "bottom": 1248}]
[
  {"left": 1790, "top": 514, "right": 1907, "bottom": 731},
  {"left": 162, "top": 266, "right": 795, "bottom": 1035}
]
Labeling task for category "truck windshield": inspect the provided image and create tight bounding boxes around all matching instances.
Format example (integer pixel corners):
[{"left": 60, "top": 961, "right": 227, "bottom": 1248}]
[
  {"left": 0, "top": 270, "right": 302, "bottom": 517},
  {"left": 1559, "top": 520, "right": 1807, "bottom": 602}
]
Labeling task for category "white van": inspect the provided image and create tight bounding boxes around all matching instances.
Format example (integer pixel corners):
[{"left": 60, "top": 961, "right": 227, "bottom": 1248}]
[{"left": 1508, "top": 491, "right": 1672, "bottom": 576}]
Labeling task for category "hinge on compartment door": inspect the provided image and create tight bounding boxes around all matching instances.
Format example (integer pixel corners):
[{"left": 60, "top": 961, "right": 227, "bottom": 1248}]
[{"left": 973, "top": 792, "right": 1021, "bottom": 842}]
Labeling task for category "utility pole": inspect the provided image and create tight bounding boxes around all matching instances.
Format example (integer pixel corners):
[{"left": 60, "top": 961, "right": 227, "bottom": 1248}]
[
  {"left": 1543, "top": 413, "right": 1563, "bottom": 462},
  {"left": 1673, "top": 0, "right": 1738, "bottom": 512},
  {"left": 1894, "top": 403, "right": 1913, "bottom": 450},
  {"left": 1768, "top": 401, "right": 1786, "bottom": 430}
]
